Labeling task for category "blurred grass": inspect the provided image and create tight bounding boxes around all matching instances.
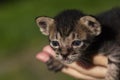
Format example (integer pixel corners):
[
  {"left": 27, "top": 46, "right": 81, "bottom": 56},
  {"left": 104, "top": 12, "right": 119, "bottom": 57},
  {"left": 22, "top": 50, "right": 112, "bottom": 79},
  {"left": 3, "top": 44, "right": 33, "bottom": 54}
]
[{"left": 0, "top": 0, "right": 120, "bottom": 80}]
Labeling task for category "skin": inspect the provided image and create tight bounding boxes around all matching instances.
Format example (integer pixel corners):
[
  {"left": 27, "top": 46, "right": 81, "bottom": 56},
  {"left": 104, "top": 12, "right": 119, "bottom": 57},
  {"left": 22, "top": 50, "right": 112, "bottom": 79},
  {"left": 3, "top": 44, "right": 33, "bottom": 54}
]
[{"left": 36, "top": 45, "right": 108, "bottom": 80}]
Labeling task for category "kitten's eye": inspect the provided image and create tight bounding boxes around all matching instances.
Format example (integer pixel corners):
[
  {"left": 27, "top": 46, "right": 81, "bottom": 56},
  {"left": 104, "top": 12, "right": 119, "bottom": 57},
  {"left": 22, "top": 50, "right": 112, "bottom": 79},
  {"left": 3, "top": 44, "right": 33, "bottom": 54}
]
[
  {"left": 50, "top": 41, "right": 59, "bottom": 48},
  {"left": 72, "top": 40, "right": 82, "bottom": 46}
]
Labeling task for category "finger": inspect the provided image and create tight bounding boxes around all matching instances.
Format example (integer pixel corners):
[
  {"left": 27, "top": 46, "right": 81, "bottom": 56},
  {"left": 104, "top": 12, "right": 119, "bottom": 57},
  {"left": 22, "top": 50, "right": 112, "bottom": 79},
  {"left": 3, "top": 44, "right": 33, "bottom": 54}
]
[
  {"left": 93, "top": 54, "right": 108, "bottom": 67},
  {"left": 36, "top": 51, "right": 50, "bottom": 63},
  {"left": 61, "top": 67, "right": 101, "bottom": 80},
  {"left": 65, "top": 62, "right": 107, "bottom": 78},
  {"left": 42, "top": 45, "right": 56, "bottom": 57}
]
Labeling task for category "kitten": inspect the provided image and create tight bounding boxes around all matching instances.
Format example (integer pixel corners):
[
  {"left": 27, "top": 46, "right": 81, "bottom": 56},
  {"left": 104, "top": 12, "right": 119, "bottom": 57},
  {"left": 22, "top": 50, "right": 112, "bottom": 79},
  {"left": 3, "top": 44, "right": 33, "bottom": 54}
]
[{"left": 36, "top": 8, "right": 120, "bottom": 80}]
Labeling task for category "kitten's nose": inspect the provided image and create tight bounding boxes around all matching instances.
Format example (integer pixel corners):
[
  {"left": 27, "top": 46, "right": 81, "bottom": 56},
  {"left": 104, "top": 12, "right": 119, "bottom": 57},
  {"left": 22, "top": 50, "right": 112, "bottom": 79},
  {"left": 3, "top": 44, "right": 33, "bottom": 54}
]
[
  {"left": 61, "top": 54, "right": 68, "bottom": 60},
  {"left": 61, "top": 48, "right": 72, "bottom": 59}
]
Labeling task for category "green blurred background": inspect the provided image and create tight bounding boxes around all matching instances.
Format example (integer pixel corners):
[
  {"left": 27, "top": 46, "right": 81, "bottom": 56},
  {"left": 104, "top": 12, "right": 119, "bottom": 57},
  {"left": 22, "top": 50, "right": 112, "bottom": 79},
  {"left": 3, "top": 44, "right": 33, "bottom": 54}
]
[{"left": 0, "top": 0, "right": 120, "bottom": 80}]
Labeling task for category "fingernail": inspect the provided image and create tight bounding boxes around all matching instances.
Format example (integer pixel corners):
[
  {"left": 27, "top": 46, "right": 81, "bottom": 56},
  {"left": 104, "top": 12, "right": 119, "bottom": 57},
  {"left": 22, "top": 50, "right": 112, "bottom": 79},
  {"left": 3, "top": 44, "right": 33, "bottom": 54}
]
[{"left": 43, "top": 45, "right": 56, "bottom": 57}]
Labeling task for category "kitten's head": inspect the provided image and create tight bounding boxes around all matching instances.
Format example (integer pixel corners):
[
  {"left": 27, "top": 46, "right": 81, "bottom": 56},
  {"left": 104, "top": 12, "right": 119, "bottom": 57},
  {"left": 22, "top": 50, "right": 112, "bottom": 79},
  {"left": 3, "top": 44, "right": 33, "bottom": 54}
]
[{"left": 36, "top": 10, "right": 101, "bottom": 63}]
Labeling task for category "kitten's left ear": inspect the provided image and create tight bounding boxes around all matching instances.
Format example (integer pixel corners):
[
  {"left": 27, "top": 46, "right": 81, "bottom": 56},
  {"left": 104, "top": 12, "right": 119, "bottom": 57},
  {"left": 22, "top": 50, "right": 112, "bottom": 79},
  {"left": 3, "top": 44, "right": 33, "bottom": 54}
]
[
  {"left": 36, "top": 16, "right": 54, "bottom": 36},
  {"left": 80, "top": 16, "right": 101, "bottom": 36}
]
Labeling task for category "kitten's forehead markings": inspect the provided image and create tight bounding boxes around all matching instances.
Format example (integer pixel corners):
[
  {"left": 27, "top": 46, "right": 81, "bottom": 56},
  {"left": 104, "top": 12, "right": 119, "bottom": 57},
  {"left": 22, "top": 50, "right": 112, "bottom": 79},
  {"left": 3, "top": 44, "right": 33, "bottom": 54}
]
[
  {"left": 57, "top": 32, "right": 61, "bottom": 40},
  {"left": 49, "top": 33, "right": 56, "bottom": 40},
  {"left": 61, "top": 32, "right": 77, "bottom": 47},
  {"left": 49, "top": 25, "right": 56, "bottom": 39},
  {"left": 67, "top": 32, "right": 74, "bottom": 40},
  {"left": 75, "top": 26, "right": 87, "bottom": 40},
  {"left": 49, "top": 27, "right": 87, "bottom": 43}
]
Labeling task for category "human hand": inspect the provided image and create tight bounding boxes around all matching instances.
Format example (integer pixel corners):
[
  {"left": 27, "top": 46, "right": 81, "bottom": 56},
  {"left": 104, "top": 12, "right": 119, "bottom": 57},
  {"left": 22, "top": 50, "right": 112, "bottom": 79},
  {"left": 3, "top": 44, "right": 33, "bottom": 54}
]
[{"left": 36, "top": 45, "right": 107, "bottom": 80}]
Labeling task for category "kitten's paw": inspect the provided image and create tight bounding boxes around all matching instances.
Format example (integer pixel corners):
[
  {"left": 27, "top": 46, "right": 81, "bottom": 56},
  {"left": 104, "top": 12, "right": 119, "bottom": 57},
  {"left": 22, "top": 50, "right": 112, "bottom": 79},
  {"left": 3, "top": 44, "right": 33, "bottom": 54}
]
[{"left": 46, "top": 57, "right": 64, "bottom": 72}]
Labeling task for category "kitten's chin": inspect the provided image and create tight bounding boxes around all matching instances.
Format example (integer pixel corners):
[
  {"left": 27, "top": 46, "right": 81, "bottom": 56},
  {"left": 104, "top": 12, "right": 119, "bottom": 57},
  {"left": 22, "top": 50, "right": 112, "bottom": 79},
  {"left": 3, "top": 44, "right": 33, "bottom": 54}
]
[
  {"left": 62, "top": 60, "right": 74, "bottom": 64},
  {"left": 56, "top": 53, "right": 80, "bottom": 64},
  {"left": 61, "top": 58, "right": 77, "bottom": 64}
]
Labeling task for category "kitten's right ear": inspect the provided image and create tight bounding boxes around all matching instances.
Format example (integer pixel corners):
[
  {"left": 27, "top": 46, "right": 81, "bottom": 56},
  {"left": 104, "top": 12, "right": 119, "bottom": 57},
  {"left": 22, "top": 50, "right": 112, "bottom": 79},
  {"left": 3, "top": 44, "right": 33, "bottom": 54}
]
[
  {"left": 80, "top": 16, "right": 101, "bottom": 36},
  {"left": 36, "top": 17, "right": 54, "bottom": 36}
]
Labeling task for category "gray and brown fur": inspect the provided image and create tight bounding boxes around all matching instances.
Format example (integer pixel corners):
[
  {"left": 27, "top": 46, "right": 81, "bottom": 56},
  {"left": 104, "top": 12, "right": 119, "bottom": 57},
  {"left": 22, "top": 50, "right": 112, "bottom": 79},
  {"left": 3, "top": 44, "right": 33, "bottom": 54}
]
[{"left": 36, "top": 8, "right": 120, "bottom": 80}]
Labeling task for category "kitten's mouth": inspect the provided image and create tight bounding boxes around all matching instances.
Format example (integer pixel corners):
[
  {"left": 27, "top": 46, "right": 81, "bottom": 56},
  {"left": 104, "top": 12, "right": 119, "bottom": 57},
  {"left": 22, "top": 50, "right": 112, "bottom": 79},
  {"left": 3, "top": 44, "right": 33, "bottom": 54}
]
[
  {"left": 56, "top": 53, "right": 80, "bottom": 64},
  {"left": 61, "top": 58, "right": 74, "bottom": 64}
]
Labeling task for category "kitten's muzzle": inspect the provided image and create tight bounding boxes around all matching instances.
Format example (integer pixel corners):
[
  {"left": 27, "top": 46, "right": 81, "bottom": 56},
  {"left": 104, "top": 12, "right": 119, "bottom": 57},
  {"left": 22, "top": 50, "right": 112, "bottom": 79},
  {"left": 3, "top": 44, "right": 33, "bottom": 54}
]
[
  {"left": 61, "top": 53, "right": 69, "bottom": 60},
  {"left": 60, "top": 48, "right": 73, "bottom": 57}
]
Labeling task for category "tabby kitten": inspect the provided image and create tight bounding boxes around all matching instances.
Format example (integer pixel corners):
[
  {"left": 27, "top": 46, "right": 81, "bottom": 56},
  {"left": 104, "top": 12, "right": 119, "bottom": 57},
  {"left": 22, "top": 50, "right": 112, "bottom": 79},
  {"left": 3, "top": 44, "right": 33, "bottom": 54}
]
[{"left": 36, "top": 8, "right": 120, "bottom": 80}]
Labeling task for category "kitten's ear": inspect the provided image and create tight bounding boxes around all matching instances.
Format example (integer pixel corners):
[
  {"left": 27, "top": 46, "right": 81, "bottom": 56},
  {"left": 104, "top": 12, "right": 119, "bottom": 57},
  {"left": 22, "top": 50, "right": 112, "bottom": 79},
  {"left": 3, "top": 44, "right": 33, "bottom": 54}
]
[
  {"left": 80, "top": 16, "right": 101, "bottom": 36},
  {"left": 36, "top": 17, "right": 54, "bottom": 36}
]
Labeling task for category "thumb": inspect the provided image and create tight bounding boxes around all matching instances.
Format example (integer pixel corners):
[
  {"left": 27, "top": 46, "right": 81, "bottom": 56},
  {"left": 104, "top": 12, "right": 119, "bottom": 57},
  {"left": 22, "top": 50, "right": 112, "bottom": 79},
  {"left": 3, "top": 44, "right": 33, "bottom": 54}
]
[{"left": 36, "top": 51, "right": 50, "bottom": 63}]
